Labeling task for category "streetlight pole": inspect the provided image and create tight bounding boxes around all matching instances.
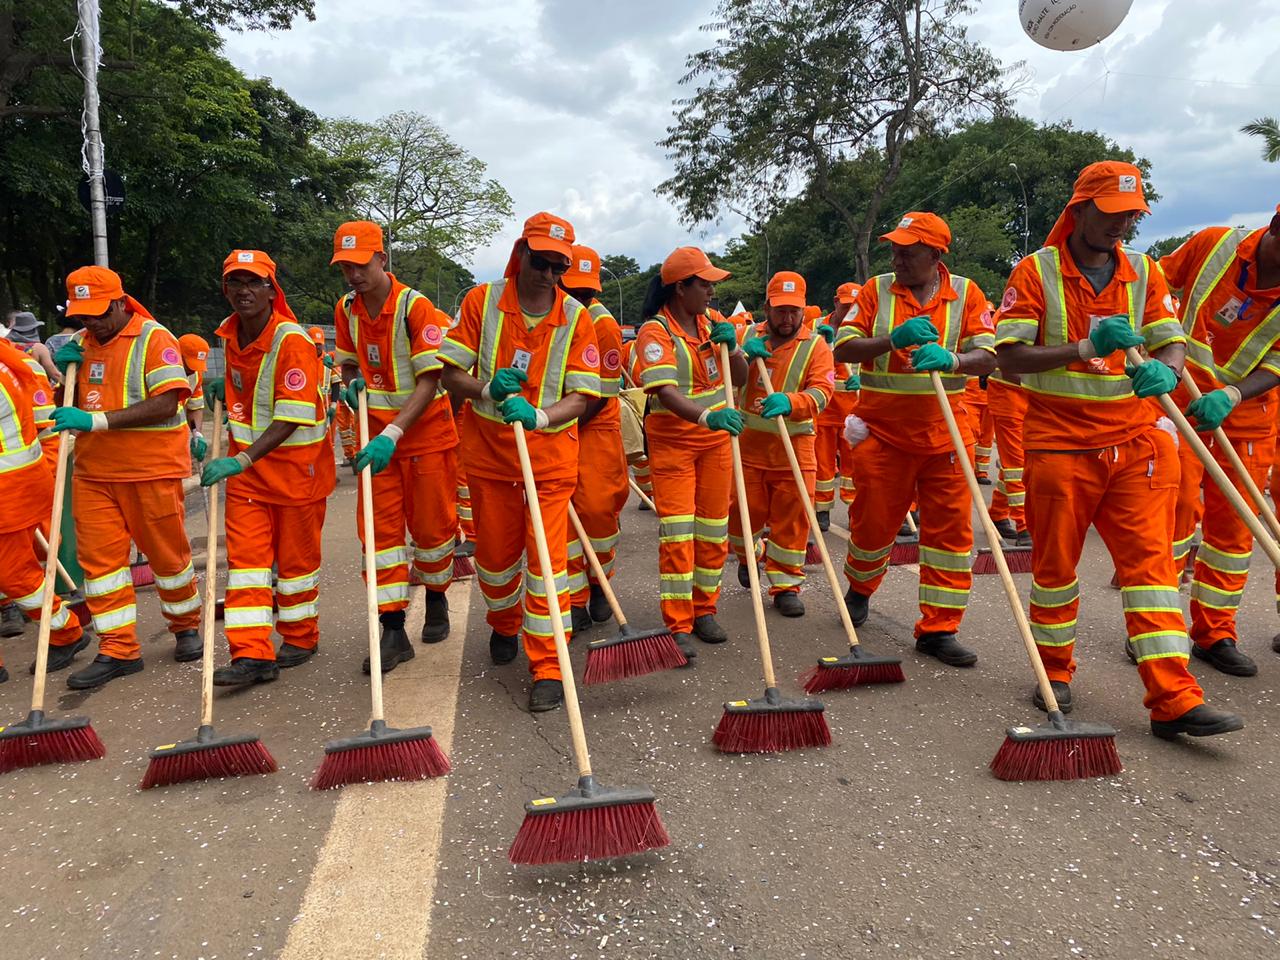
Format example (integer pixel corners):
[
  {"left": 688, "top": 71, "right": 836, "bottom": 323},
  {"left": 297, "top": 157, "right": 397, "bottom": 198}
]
[
  {"left": 600, "top": 265, "right": 625, "bottom": 324},
  {"left": 450, "top": 283, "right": 479, "bottom": 319},
  {"left": 1008, "top": 162, "right": 1030, "bottom": 257},
  {"left": 78, "top": 0, "right": 109, "bottom": 267}
]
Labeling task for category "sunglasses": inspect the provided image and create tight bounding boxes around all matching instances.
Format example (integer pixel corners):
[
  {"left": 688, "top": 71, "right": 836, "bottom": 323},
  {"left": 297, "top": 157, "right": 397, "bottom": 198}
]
[
  {"left": 224, "top": 277, "right": 271, "bottom": 291},
  {"left": 528, "top": 253, "right": 569, "bottom": 276}
]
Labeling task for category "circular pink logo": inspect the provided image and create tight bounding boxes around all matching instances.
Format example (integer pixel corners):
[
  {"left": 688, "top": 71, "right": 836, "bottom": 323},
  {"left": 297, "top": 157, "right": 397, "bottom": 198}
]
[
  {"left": 582, "top": 344, "right": 600, "bottom": 368},
  {"left": 283, "top": 367, "right": 306, "bottom": 390},
  {"left": 422, "top": 324, "right": 443, "bottom": 346},
  {"left": 603, "top": 349, "right": 621, "bottom": 371},
  {"left": 1000, "top": 287, "right": 1017, "bottom": 311},
  {"left": 161, "top": 347, "right": 180, "bottom": 365},
  {"left": 34, "top": 390, "right": 48, "bottom": 405}
]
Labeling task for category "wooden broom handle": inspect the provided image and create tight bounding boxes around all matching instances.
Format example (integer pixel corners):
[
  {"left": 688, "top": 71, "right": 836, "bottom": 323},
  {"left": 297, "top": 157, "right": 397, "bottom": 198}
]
[
  {"left": 928, "top": 370, "right": 1061, "bottom": 713},
  {"left": 567, "top": 501, "right": 628, "bottom": 628},
  {"left": 513, "top": 421, "right": 593, "bottom": 779},
  {"left": 752, "top": 357, "right": 862, "bottom": 649},
  {"left": 628, "top": 477, "right": 657, "bottom": 512},
  {"left": 31, "top": 362, "right": 78, "bottom": 713},
  {"left": 904, "top": 511, "right": 918, "bottom": 535},
  {"left": 357, "top": 392, "right": 386, "bottom": 723},
  {"left": 1178, "top": 368, "right": 1280, "bottom": 544},
  {"left": 199, "top": 400, "right": 224, "bottom": 728},
  {"left": 1125, "top": 348, "right": 1280, "bottom": 570},
  {"left": 32, "top": 528, "right": 78, "bottom": 594},
  {"left": 721, "top": 343, "right": 778, "bottom": 689}
]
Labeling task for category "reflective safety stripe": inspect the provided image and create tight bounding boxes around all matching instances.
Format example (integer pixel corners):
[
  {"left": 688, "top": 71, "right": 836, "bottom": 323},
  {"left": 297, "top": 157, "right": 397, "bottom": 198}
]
[
  {"left": 153, "top": 562, "right": 194, "bottom": 591},
  {"left": 863, "top": 273, "right": 968, "bottom": 396},
  {"left": 523, "top": 569, "right": 569, "bottom": 599},
  {"left": 765, "top": 540, "right": 805, "bottom": 565},
  {"left": 1030, "top": 580, "right": 1080, "bottom": 608},
  {"left": 693, "top": 566, "right": 722, "bottom": 592},
  {"left": 741, "top": 332, "right": 825, "bottom": 435},
  {"left": 641, "top": 315, "right": 728, "bottom": 416},
  {"left": 225, "top": 606, "right": 273, "bottom": 629},
  {"left": 860, "top": 370, "right": 966, "bottom": 393},
  {"left": 769, "top": 568, "right": 806, "bottom": 589},
  {"left": 276, "top": 571, "right": 320, "bottom": 595},
  {"left": 85, "top": 568, "right": 132, "bottom": 598},
  {"left": 1189, "top": 580, "right": 1244, "bottom": 609},
  {"left": 847, "top": 541, "right": 892, "bottom": 563},
  {"left": 47, "top": 605, "right": 71, "bottom": 630},
  {"left": 524, "top": 607, "right": 573, "bottom": 637},
  {"left": 413, "top": 539, "right": 456, "bottom": 564},
  {"left": 417, "top": 566, "right": 452, "bottom": 588},
  {"left": 844, "top": 557, "right": 888, "bottom": 582},
  {"left": 589, "top": 303, "right": 622, "bottom": 398},
  {"left": 918, "top": 546, "right": 972, "bottom": 571},
  {"left": 340, "top": 287, "right": 421, "bottom": 412},
  {"left": 376, "top": 582, "right": 410, "bottom": 605},
  {"left": 0, "top": 374, "right": 42, "bottom": 474},
  {"left": 477, "top": 557, "right": 523, "bottom": 586},
  {"left": 228, "top": 567, "right": 274, "bottom": 590},
  {"left": 93, "top": 603, "right": 138, "bottom": 632},
  {"left": 230, "top": 320, "right": 327, "bottom": 449},
  {"left": 659, "top": 515, "right": 695, "bottom": 542},
  {"left": 919, "top": 584, "right": 969, "bottom": 609},
  {"left": 1195, "top": 542, "right": 1253, "bottom": 575},
  {"left": 1120, "top": 585, "right": 1183, "bottom": 613},
  {"left": 694, "top": 515, "right": 728, "bottom": 541},
  {"left": 482, "top": 581, "right": 523, "bottom": 611},
  {"left": 276, "top": 600, "right": 320, "bottom": 622},
  {"left": 1129, "top": 630, "right": 1190, "bottom": 662},
  {"left": 1032, "top": 619, "right": 1077, "bottom": 647},
  {"left": 160, "top": 594, "right": 202, "bottom": 616},
  {"left": 0, "top": 440, "right": 41, "bottom": 475},
  {"left": 79, "top": 320, "right": 187, "bottom": 434},
  {"left": 660, "top": 571, "right": 694, "bottom": 601},
  {"left": 374, "top": 546, "right": 409, "bottom": 569},
  {"left": 1172, "top": 534, "right": 1196, "bottom": 561}
]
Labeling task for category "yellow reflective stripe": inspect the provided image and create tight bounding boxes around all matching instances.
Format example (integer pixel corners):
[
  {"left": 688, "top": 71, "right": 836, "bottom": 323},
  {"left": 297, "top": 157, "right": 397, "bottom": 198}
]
[
  {"left": 1129, "top": 630, "right": 1190, "bottom": 661},
  {"left": 918, "top": 546, "right": 972, "bottom": 571},
  {"left": 1189, "top": 581, "right": 1243, "bottom": 609},
  {"left": 1030, "top": 579, "right": 1079, "bottom": 608},
  {"left": 153, "top": 562, "right": 194, "bottom": 591},
  {"left": 225, "top": 606, "right": 274, "bottom": 629},
  {"left": 1195, "top": 542, "right": 1252, "bottom": 574},
  {"left": 276, "top": 571, "right": 320, "bottom": 594},
  {"left": 85, "top": 568, "right": 132, "bottom": 597},
  {"left": 93, "top": 603, "right": 138, "bottom": 632},
  {"left": 160, "top": 594, "right": 202, "bottom": 616},
  {"left": 1032, "top": 619, "right": 1076, "bottom": 646},
  {"left": 276, "top": 600, "right": 319, "bottom": 622}
]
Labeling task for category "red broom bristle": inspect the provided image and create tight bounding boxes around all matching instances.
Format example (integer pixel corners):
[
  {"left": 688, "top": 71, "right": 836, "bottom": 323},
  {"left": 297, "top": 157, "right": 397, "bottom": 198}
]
[
  {"left": 888, "top": 542, "right": 918, "bottom": 565},
  {"left": 509, "top": 801, "right": 670, "bottom": 865},
  {"left": 453, "top": 555, "right": 475, "bottom": 579},
  {"left": 582, "top": 634, "right": 687, "bottom": 685},
  {"left": 712, "top": 709, "right": 832, "bottom": 753},
  {"left": 804, "top": 542, "right": 822, "bottom": 565},
  {"left": 972, "top": 549, "right": 1034, "bottom": 575},
  {"left": 799, "top": 660, "right": 905, "bottom": 694},
  {"left": 0, "top": 725, "right": 106, "bottom": 774},
  {"left": 990, "top": 734, "right": 1122, "bottom": 781},
  {"left": 139, "top": 740, "right": 277, "bottom": 790},
  {"left": 130, "top": 562, "right": 155, "bottom": 588},
  {"left": 310, "top": 735, "right": 450, "bottom": 790}
]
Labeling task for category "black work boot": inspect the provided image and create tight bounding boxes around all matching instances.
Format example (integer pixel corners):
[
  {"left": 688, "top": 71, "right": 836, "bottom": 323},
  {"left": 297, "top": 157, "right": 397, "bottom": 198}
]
[
  {"left": 571, "top": 606, "right": 593, "bottom": 634},
  {"left": 421, "top": 589, "right": 450, "bottom": 644},
  {"left": 529, "top": 679, "right": 564, "bottom": 712},
  {"left": 737, "top": 562, "right": 753, "bottom": 589},
  {"left": 275, "top": 642, "right": 316, "bottom": 667},
  {"left": 1272, "top": 632, "right": 1280, "bottom": 653},
  {"left": 213, "top": 657, "right": 280, "bottom": 686},
  {"left": 173, "top": 628, "right": 202, "bottom": 663},
  {"left": 1031, "top": 680, "right": 1073, "bottom": 714},
  {"left": 490, "top": 630, "right": 518, "bottom": 665},
  {"left": 363, "top": 612, "right": 414, "bottom": 675},
  {"left": 993, "top": 518, "right": 1018, "bottom": 542},
  {"left": 588, "top": 584, "right": 613, "bottom": 624},
  {"left": 455, "top": 539, "right": 475, "bottom": 558},
  {"left": 35, "top": 632, "right": 93, "bottom": 675},
  {"left": 692, "top": 614, "right": 728, "bottom": 644},
  {"left": 1015, "top": 529, "right": 1032, "bottom": 547},
  {"left": 0, "top": 665, "right": 7, "bottom": 683},
  {"left": 1191, "top": 638, "right": 1257, "bottom": 677},
  {"left": 915, "top": 632, "right": 978, "bottom": 667},
  {"left": 0, "top": 603, "right": 26, "bottom": 638},
  {"left": 816, "top": 510, "right": 831, "bottom": 532},
  {"left": 773, "top": 591, "right": 805, "bottom": 618},
  {"left": 1151, "top": 703, "right": 1245, "bottom": 740},
  {"left": 844, "top": 587, "right": 870, "bottom": 627},
  {"left": 673, "top": 633, "right": 698, "bottom": 663},
  {"left": 637, "top": 497, "right": 651, "bottom": 511},
  {"left": 67, "top": 654, "right": 144, "bottom": 689}
]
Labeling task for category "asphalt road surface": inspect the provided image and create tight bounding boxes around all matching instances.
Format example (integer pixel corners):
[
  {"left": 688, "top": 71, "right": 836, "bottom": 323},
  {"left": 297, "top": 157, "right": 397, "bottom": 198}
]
[{"left": 2, "top": 469, "right": 1278, "bottom": 959}]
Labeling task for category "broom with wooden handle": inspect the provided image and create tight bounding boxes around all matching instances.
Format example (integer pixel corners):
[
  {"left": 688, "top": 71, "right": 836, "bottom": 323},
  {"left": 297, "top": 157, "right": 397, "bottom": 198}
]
[
  {"left": 0, "top": 362, "right": 106, "bottom": 773},
  {"left": 507, "top": 421, "right": 669, "bottom": 864},
  {"left": 924, "top": 370, "right": 1122, "bottom": 781},
  {"left": 745, "top": 358, "right": 905, "bottom": 692}
]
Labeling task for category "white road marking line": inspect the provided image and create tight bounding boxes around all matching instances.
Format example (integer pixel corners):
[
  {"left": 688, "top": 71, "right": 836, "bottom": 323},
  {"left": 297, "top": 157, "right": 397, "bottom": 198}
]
[{"left": 281, "top": 578, "right": 472, "bottom": 960}]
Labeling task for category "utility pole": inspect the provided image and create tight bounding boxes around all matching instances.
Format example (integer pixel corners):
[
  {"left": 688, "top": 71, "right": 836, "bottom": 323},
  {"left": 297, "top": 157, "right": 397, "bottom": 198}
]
[
  {"left": 1008, "top": 163, "right": 1030, "bottom": 258},
  {"left": 78, "top": 0, "right": 109, "bottom": 267}
]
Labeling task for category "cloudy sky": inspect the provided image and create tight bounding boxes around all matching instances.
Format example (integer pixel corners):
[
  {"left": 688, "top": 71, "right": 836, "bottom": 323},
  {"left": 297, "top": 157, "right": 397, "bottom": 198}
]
[{"left": 221, "top": 0, "right": 1279, "bottom": 281}]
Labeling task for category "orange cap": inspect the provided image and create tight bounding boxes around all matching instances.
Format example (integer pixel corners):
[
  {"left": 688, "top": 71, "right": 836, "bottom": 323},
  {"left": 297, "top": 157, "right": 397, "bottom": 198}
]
[
  {"left": 223, "top": 249, "right": 277, "bottom": 279},
  {"left": 178, "top": 334, "right": 210, "bottom": 373},
  {"left": 803, "top": 304, "right": 823, "bottom": 322},
  {"left": 835, "top": 282, "right": 861, "bottom": 305},
  {"left": 307, "top": 326, "right": 325, "bottom": 344},
  {"left": 561, "top": 244, "right": 602, "bottom": 292},
  {"left": 65, "top": 266, "right": 126, "bottom": 317},
  {"left": 766, "top": 271, "right": 807, "bottom": 309},
  {"left": 504, "top": 212, "right": 576, "bottom": 278},
  {"left": 1045, "top": 161, "right": 1151, "bottom": 248},
  {"left": 880, "top": 212, "right": 951, "bottom": 253},
  {"left": 331, "top": 221, "right": 385, "bottom": 265},
  {"left": 660, "top": 247, "right": 731, "bottom": 285}
]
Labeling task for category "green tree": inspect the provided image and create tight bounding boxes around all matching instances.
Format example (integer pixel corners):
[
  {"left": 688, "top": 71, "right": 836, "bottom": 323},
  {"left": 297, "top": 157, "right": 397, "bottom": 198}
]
[
  {"left": 1241, "top": 117, "right": 1280, "bottom": 163},
  {"left": 600, "top": 254, "right": 640, "bottom": 279},
  {"left": 1147, "top": 232, "right": 1194, "bottom": 262}
]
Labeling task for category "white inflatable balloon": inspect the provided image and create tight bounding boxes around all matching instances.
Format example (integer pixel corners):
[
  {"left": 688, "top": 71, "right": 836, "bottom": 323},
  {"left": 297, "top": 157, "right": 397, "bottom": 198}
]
[{"left": 1019, "top": 0, "right": 1135, "bottom": 51}]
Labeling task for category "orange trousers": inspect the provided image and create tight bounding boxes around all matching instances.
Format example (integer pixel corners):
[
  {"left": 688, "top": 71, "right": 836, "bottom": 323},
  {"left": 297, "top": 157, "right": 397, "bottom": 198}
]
[
  {"left": 815, "top": 421, "right": 855, "bottom": 511},
  {"left": 74, "top": 477, "right": 200, "bottom": 660},
  {"left": 649, "top": 436, "right": 732, "bottom": 634},
  {"left": 356, "top": 449, "right": 457, "bottom": 610},
  {"left": 729, "top": 465, "right": 815, "bottom": 595},
  {"left": 1189, "top": 434, "right": 1275, "bottom": 648},
  {"left": 335, "top": 403, "right": 357, "bottom": 460},
  {"left": 454, "top": 407, "right": 475, "bottom": 541},
  {"left": 471, "top": 472, "right": 575, "bottom": 681},
  {"left": 0, "top": 524, "right": 83, "bottom": 663},
  {"left": 568, "top": 422, "right": 629, "bottom": 606},
  {"left": 845, "top": 434, "right": 974, "bottom": 636},
  {"left": 631, "top": 454, "right": 653, "bottom": 497},
  {"left": 968, "top": 403, "right": 993, "bottom": 477},
  {"left": 1172, "top": 433, "right": 1205, "bottom": 566},
  {"left": 224, "top": 495, "right": 326, "bottom": 661},
  {"left": 988, "top": 409, "right": 1026, "bottom": 531},
  {"left": 1024, "top": 430, "right": 1203, "bottom": 722}
]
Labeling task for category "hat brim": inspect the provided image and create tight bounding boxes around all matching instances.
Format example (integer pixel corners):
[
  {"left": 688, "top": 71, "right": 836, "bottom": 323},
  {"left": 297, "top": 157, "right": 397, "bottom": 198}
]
[
  {"left": 223, "top": 262, "right": 273, "bottom": 279},
  {"left": 329, "top": 249, "right": 378, "bottom": 266},
  {"left": 768, "top": 293, "right": 807, "bottom": 309},
  {"left": 184, "top": 355, "right": 208, "bottom": 373},
  {"left": 526, "top": 235, "right": 575, "bottom": 262},
  {"left": 880, "top": 228, "right": 949, "bottom": 252},
  {"left": 1093, "top": 195, "right": 1151, "bottom": 216},
  {"left": 65, "top": 297, "right": 114, "bottom": 318},
  {"left": 560, "top": 269, "right": 601, "bottom": 291}
]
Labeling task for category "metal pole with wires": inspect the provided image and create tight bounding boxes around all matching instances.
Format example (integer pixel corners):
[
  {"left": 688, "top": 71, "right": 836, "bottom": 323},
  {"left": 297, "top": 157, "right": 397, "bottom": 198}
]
[
  {"left": 76, "top": 0, "right": 109, "bottom": 267},
  {"left": 600, "top": 265, "right": 625, "bottom": 324},
  {"left": 1008, "top": 162, "right": 1030, "bottom": 257}
]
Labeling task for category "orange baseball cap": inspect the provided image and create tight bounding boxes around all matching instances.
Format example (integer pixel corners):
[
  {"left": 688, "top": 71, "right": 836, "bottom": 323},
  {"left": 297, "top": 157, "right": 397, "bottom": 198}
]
[
  {"left": 223, "top": 249, "right": 277, "bottom": 279},
  {"left": 178, "top": 333, "right": 210, "bottom": 373},
  {"left": 660, "top": 247, "right": 731, "bottom": 285},
  {"left": 562, "top": 244, "right": 602, "bottom": 292},
  {"left": 835, "top": 282, "right": 861, "bottom": 305},
  {"left": 803, "top": 304, "right": 823, "bottom": 322},
  {"left": 880, "top": 212, "right": 951, "bottom": 253},
  {"left": 1045, "top": 161, "right": 1151, "bottom": 247},
  {"left": 307, "top": 326, "right": 325, "bottom": 344},
  {"left": 766, "top": 271, "right": 807, "bottom": 309},
  {"left": 331, "top": 221, "right": 385, "bottom": 265},
  {"left": 504, "top": 212, "right": 576, "bottom": 277},
  {"left": 65, "top": 265, "right": 126, "bottom": 318}
]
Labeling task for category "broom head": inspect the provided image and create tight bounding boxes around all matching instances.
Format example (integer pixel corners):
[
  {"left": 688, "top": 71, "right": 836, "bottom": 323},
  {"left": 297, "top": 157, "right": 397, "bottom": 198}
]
[
  {"left": 311, "top": 718, "right": 450, "bottom": 790},
  {"left": 972, "top": 545, "right": 1033, "bottom": 575},
  {"left": 990, "top": 711, "right": 1122, "bottom": 781},
  {"left": 0, "top": 710, "right": 105, "bottom": 773},
  {"left": 140, "top": 724, "right": 277, "bottom": 789},
  {"left": 582, "top": 625, "right": 687, "bottom": 685},
  {"left": 130, "top": 559, "right": 155, "bottom": 588},
  {"left": 510, "top": 775, "right": 670, "bottom": 865},
  {"left": 713, "top": 686, "right": 832, "bottom": 753},
  {"left": 453, "top": 554, "right": 475, "bottom": 578},
  {"left": 889, "top": 538, "right": 919, "bottom": 566},
  {"left": 804, "top": 540, "right": 823, "bottom": 566},
  {"left": 800, "top": 645, "right": 906, "bottom": 693}
]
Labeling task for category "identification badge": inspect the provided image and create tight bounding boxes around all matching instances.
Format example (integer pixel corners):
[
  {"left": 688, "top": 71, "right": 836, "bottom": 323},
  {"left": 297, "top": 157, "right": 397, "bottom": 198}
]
[
  {"left": 230, "top": 369, "right": 243, "bottom": 392},
  {"left": 366, "top": 343, "right": 382, "bottom": 366},
  {"left": 512, "top": 349, "right": 532, "bottom": 373},
  {"left": 1214, "top": 297, "right": 1243, "bottom": 328},
  {"left": 705, "top": 355, "right": 719, "bottom": 379},
  {"left": 88, "top": 361, "right": 105, "bottom": 384}
]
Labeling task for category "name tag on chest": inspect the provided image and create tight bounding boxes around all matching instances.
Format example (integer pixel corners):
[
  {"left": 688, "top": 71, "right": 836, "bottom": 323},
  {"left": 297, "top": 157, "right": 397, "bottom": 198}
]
[
  {"left": 512, "top": 349, "right": 532, "bottom": 374},
  {"left": 88, "top": 361, "right": 106, "bottom": 384},
  {"left": 1214, "top": 297, "right": 1244, "bottom": 328},
  {"left": 366, "top": 343, "right": 382, "bottom": 367},
  {"left": 705, "top": 355, "right": 719, "bottom": 379},
  {"left": 230, "top": 369, "right": 243, "bottom": 393}
]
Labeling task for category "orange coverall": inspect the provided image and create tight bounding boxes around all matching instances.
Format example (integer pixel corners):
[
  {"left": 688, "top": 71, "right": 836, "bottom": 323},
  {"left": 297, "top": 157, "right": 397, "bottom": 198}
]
[
  {"left": 620, "top": 339, "right": 654, "bottom": 500},
  {"left": 962, "top": 377, "right": 994, "bottom": 478},
  {"left": 986, "top": 374, "right": 1029, "bottom": 532},
  {"left": 815, "top": 351, "right": 858, "bottom": 512}
]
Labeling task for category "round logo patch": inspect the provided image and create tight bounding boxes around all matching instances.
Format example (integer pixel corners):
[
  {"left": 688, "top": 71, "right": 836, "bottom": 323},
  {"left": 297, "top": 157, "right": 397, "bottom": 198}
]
[
  {"left": 33, "top": 390, "right": 48, "bottom": 406},
  {"left": 826, "top": 370, "right": 836, "bottom": 385},
  {"left": 644, "top": 342, "right": 663, "bottom": 363},
  {"left": 283, "top": 367, "right": 307, "bottom": 391},
  {"left": 422, "top": 324, "right": 443, "bottom": 347},
  {"left": 231, "top": 402, "right": 245, "bottom": 419},
  {"left": 1001, "top": 287, "right": 1018, "bottom": 311},
  {"left": 86, "top": 390, "right": 101, "bottom": 405},
  {"left": 161, "top": 347, "right": 180, "bottom": 365},
  {"left": 980, "top": 309, "right": 995, "bottom": 331},
  {"left": 582, "top": 344, "right": 600, "bottom": 368},
  {"left": 603, "top": 348, "right": 621, "bottom": 372}
]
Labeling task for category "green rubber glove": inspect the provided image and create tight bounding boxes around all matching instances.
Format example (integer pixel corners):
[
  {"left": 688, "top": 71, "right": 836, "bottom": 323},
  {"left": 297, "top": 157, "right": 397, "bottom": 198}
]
[
  {"left": 201, "top": 456, "right": 245, "bottom": 486},
  {"left": 354, "top": 434, "right": 396, "bottom": 475},
  {"left": 708, "top": 321, "right": 739, "bottom": 346},
  {"left": 844, "top": 372, "right": 861, "bottom": 391},
  {"left": 1187, "top": 387, "right": 1239, "bottom": 431},
  {"left": 323, "top": 354, "right": 335, "bottom": 369},
  {"left": 761, "top": 393, "right": 792, "bottom": 419},
  {"left": 910, "top": 343, "right": 957, "bottom": 372},
  {"left": 342, "top": 376, "right": 366, "bottom": 408},
  {"left": 890, "top": 316, "right": 939, "bottom": 350},
  {"left": 189, "top": 433, "right": 208, "bottom": 462},
  {"left": 1126, "top": 360, "right": 1178, "bottom": 398},
  {"left": 816, "top": 323, "right": 835, "bottom": 345},
  {"left": 704, "top": 408, "right": 744, "bottom": 435},
  {"left": 327, "top": 404, "right": 337, "bottom": 424},
  {"left": 488, "top": 367, "right": 528, "bottom": 402},
  {"left": 742, "top": 337, "right": 772, "bottom": 360},
  {"left": 1089, "top": 315, "right": 1144, "bottom": 357},
  {"left": 50, "top": 406, "right": 93, "bottom": 433},
  {"left": 53, "top": 340, "right": 84, "bottom": 376},
  {"left": 204, "top": 377, "right": 226, "bottom": 405},
  {"left": 500, "top": 395, "right": 539, "bottom": 429}
]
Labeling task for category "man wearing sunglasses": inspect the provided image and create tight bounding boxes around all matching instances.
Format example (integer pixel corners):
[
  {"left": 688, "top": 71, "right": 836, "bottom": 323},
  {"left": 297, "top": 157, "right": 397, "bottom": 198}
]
[{"left": 439, "top": 212, "right": 602, "bottom": 713}]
